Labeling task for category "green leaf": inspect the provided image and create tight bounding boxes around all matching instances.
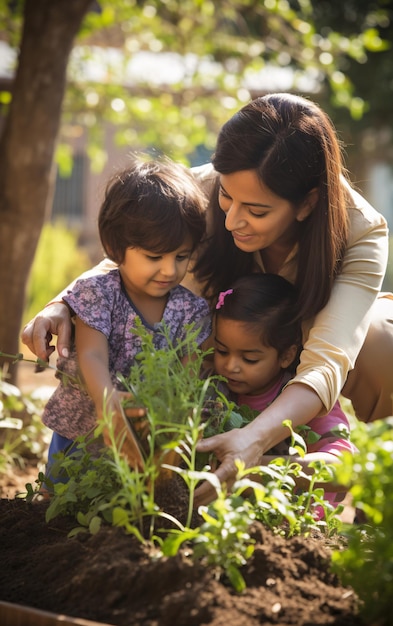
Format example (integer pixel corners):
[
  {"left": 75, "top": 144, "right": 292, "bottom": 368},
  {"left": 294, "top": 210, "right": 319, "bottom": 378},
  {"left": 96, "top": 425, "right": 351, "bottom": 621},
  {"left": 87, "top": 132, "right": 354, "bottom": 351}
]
[
  {"left": 89, "top": 515, "right": 102, "bottom": 535},
  {"left": 227, "top": 563, "right": 246, "bottom": 593}
]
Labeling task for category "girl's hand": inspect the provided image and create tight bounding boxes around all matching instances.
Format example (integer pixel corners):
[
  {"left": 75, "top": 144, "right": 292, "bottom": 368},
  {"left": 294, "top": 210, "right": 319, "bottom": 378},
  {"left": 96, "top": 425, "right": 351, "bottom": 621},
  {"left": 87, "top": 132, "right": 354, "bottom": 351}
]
[
  {"left": 101, "top": 391, "right": 147, "bottom": 470},
  {"left": 193, "top": 426, "right": 263, "bottom": 507},
  {"left": 21, "top": 302, "right": 72, "bottom": 361}
]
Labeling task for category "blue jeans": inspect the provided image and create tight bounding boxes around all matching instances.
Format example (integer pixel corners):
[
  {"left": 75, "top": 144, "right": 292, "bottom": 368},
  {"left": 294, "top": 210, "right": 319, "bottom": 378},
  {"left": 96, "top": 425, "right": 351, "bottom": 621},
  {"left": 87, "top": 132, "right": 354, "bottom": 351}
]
[{"left": 45, "top": 432, "right": 74, "bottom": 487}]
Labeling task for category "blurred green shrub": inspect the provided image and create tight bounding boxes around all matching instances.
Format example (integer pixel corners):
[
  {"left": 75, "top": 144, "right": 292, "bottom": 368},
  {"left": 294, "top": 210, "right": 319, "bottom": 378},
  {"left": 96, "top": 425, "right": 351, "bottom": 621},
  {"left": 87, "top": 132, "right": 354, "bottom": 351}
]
[
  {"left": 0, "top": 376, "right": 52, "bottom": 478},
  {"left": 332, "top": 417, "right": 393, "bottom": 625},
  {"left": 23, "top": 221, "right": 91, "bottom": 326}
]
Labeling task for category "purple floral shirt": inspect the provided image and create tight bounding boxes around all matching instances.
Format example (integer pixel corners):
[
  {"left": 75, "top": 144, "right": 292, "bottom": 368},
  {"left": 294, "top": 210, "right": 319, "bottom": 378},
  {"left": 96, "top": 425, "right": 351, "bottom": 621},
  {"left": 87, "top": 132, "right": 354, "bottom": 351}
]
[{"left": 42, "top": 270, "right": 211, "bottom": 438}]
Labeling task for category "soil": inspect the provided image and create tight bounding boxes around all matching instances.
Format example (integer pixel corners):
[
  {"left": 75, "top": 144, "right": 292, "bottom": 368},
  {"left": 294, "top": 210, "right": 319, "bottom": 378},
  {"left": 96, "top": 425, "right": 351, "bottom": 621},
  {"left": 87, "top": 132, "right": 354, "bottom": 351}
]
[
  {"left": 0, "top": 363, "right": 364, "bottom": 626},
  {"left": 0, "top": 493, "right": 363, "bottom": 626}
]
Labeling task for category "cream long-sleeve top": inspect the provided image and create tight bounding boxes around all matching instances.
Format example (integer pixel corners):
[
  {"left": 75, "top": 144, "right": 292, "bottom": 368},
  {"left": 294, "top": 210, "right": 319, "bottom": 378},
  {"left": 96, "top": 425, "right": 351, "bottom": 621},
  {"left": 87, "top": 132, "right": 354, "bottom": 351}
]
[{"left": 55, "top": 162, "right": 389, "bottom": 415}]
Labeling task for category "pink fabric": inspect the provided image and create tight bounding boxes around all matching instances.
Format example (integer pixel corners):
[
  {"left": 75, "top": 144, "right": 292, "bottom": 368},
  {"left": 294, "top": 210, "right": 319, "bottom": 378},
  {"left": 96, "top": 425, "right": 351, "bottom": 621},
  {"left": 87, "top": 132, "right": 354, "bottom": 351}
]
[{"left": 237, "top": 373, "right": 355, "bottom": 515}]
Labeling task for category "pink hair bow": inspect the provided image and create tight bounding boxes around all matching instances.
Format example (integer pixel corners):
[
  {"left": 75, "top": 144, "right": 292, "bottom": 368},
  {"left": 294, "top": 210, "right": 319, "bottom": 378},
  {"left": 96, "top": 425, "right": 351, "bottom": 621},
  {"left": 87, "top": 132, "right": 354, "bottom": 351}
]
[{"left": 216, "top": 289, "right": 233, "bottom": 310}]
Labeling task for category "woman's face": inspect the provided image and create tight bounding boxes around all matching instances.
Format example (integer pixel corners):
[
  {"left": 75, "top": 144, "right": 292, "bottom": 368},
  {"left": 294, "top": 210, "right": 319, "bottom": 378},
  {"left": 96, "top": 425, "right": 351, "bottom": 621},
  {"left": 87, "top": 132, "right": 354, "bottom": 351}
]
[{"left": 218, "top": 170, "right": 305, "bottom": 253}]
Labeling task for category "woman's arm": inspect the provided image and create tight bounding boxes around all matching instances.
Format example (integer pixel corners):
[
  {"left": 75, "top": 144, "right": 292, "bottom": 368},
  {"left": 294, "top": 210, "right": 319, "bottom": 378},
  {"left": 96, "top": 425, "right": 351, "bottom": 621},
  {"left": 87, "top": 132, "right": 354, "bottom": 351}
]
[
  {"left": 21, "top": 258, "right": 117, "bottom": 360},
  {"left": 289, "top": 192, "right": 389, "bottom": 414}
]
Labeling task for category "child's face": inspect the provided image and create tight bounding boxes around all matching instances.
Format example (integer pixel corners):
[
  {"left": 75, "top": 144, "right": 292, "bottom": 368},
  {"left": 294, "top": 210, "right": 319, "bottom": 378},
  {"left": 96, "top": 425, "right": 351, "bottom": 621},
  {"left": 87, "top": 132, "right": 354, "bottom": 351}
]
[
  {"left": 119, "top": 237, "right": 193, "bottom": 300},
  {"left": 214, "top": 317, "right": 293, "bottom": 396}
]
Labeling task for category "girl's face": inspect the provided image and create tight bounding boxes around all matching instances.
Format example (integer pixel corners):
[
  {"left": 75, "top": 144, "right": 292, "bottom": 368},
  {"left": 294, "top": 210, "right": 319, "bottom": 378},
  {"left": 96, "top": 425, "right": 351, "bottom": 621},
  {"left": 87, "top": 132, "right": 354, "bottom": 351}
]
[
  {"left": 214, "top": 317, "right": 295, "bottom": 396},
  {"left": 218, "top": 170, "right": 309, "bottom": 254},
  {"left": 119, "top": 238, "right": 193, "bottom": 300}
]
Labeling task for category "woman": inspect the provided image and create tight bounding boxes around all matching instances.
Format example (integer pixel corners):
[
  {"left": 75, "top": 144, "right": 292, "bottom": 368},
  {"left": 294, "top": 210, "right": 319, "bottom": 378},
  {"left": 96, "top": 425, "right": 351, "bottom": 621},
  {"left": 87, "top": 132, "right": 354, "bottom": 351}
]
[{"left": 22, "top": 93, "right": 391, "bottom": 505}]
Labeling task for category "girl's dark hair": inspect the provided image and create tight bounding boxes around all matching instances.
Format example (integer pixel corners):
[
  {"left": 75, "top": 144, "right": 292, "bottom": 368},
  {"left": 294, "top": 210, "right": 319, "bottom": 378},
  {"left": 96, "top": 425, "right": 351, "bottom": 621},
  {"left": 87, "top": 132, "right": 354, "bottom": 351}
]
[
  {"left": 215, "top": 273, "right": 302, "bottom": 367},
  {"left": 194, "top": 93, "right": 349, "bottom": 320},
  {"left": 99, "top": 156, "right": 207, "bottom": 264}
]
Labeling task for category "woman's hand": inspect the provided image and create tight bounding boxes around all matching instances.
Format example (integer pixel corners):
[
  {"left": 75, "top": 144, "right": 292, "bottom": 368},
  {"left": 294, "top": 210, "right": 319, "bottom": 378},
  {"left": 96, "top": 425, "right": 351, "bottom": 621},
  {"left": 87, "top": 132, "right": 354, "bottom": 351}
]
[
  {"left": 21, "top": 302, "right": 72, "bottom": 361},
  {"left": 193, "top": 384, "right": 324, "bottom": 507},
  {"left": 193, "top": 426, "right": 264, "bottom": 507}
]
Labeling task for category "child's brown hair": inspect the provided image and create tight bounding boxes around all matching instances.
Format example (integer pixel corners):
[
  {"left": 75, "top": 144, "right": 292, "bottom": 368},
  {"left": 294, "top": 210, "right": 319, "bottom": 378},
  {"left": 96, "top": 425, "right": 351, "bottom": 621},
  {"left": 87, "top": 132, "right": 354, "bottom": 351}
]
[{"left": 99, "top": 156, "right": 207, "bottom": 264}]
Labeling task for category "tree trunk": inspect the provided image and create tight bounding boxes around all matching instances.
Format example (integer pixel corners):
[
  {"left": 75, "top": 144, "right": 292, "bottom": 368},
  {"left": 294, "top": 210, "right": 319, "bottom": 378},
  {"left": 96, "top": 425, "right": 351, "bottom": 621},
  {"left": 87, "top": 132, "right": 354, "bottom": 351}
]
[{"left": 0, "top": 0, "right": 91, "bottom": 383}]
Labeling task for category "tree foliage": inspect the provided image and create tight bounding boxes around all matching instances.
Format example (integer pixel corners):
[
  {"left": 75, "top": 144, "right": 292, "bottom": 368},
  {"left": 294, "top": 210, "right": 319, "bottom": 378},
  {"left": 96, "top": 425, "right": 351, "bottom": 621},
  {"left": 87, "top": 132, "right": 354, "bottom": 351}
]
[
  {"left": 0, "top": 0, "right": 389, "bottom": 382},
  {"left": 1, "top": 0, "right": 390, "bottom": 167}
]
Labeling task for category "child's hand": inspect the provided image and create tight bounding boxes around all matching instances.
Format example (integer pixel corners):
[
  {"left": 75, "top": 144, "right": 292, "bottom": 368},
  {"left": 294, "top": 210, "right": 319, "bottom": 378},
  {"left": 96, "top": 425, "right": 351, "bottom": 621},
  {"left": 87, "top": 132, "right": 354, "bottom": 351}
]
[
  {"left": 102, "top": 391, "right": 147, "bottom": 470},
  {"left": 119, "top": 392, "right": 148, "bottom": 430}
]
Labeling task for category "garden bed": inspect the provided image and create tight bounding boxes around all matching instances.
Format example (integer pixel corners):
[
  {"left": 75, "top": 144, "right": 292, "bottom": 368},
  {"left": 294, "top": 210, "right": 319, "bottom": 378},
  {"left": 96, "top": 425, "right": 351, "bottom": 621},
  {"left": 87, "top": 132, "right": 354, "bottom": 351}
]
[
  {"left": 0, "top": 490, "right": 362, "bottom": 626},
  {"left": 0, "top": 357, "right": 366, "bottom": 626}
]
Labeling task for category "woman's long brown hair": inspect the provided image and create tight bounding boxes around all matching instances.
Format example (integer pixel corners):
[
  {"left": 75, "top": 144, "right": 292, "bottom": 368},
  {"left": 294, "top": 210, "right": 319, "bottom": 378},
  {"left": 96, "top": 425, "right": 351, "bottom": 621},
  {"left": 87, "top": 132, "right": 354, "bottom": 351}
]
[{"left": 193, "top": 93, "right": 349, "bottom": 321}]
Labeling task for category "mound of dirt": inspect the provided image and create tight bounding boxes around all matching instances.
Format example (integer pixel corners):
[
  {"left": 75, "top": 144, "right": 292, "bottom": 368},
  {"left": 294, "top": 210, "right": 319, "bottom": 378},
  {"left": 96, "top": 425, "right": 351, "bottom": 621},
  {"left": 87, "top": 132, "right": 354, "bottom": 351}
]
[
  {"left": 0, "top": 494, "right": 362, "bottom": 626},
  {"left": 1, "top": 367, "right": 361, "bottom": 625}
]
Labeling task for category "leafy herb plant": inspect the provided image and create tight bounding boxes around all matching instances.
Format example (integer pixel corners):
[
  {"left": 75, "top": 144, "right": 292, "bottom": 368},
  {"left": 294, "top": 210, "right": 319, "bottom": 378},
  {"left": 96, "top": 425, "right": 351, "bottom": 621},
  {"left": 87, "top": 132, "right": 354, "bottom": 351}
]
[
  {"left": 332, "top": 417, "right": 393, "bottom": 625},
  {"left": 3, "top": 326, "right": 347, "bottom": 593}
]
